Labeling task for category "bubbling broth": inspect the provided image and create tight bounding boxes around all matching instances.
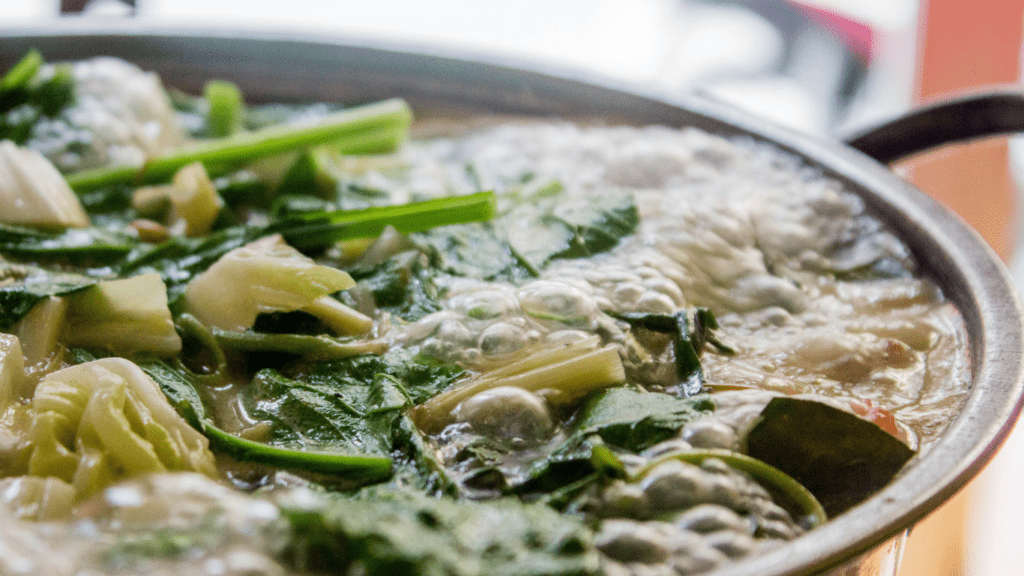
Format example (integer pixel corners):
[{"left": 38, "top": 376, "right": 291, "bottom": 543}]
[{"left": 0, "top": 55, "right": 968, "bottom": 576}]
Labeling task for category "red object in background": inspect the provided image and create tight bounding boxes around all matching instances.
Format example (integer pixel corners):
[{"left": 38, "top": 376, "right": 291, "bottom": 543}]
[
  {"left": 900, "top": 2, "right": 1024, "bottom": 576},
  {"left": 787, "top": 2, "right": 875, "bottom": 63},
  {"left": 909, "top": 0, "right": 1024, "bottom": 263}
]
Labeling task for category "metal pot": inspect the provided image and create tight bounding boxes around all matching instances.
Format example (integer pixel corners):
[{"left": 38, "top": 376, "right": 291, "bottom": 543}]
[{"left": 2, "top": 22, "right": 1022, "bottom": 576}]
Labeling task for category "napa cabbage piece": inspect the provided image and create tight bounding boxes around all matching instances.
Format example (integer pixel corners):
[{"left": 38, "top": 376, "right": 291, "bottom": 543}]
[
  {"left": 1, "top": 357, "right": 216, "bottom": 499},
  {"left": 0, "top": 333, "right": 28, "bottom": 407},
  {"left": 63, "top": 273, "right": 182, "bottom": 357},
  {"left": 183, "top": 234, "right": 369, "bottom": 333},
  {"left": 134, "top": 161, "right": 225, "bottom": 237},
  {"left": 0, "top": 475, "right": 75, "bottom": 520},
  {"left": 0, "top": 140, "right": 89, "bottom": 229}
]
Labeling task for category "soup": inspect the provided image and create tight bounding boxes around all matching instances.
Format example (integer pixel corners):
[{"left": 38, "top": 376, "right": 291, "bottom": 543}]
[{"left": 0, "top": 53, "right": 969, "bottom": 576}]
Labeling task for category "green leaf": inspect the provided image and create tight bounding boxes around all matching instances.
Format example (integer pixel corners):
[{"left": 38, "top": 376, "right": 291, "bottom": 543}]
[
  {"left": 0, "top": 50, "right": 43, "bottom": 95},
  {"left": 413, "top": 222, "right": 537, "bottom": 282},
  {"left": 301, "top": 348, "right": 465, "bottom": 409},
  {"left": 503, "top": 192, "right": 639, "bottom": 270},
  {"left": 347, "top": 252, "right": 442, "bottom": 322},
  {"left": 0, "top": 52, "right": 75, "bottom": 144},
  {"left": 744, "top": 397, "right": 916, "bottom": 517},
  {"left": 0, "top": 263, "right": 97, "bottom": 330},
  {"left": 609, "top": 308, "right": 732, "bottom": 396},
  {"left": 280, "top": 491, "right": 601, "bottom": 576},
  {"left": 140, "top": 359, "right": 392, "bottom": 480},
  {"left": 575, "top": 387, "right": 714, "bottom": 452},
  {"left": 0, "top": 223, "right": 135, "bottom": 265},
  {"left": 273, "top": 191, "right": 497, "bottom": 252}
]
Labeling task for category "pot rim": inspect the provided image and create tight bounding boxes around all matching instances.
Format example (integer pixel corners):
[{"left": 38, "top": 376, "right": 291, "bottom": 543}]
[{"left": 3, "top": 21, "right": 1023, "bottom": 576}]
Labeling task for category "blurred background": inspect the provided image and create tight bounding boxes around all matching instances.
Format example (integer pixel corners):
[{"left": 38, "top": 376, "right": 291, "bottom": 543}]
[{"left": 4, "top": 1, "right": 1024, "bottom": 574}]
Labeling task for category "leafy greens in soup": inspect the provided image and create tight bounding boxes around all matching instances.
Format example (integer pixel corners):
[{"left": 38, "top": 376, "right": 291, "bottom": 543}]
[{"left": 0, "top": 51, "right": 969, "bottom": 576}]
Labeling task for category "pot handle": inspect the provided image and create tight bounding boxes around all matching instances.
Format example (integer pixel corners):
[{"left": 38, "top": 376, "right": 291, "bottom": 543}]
[{"left": 844, "top": 87, "right": 1024, "bottom": 165}]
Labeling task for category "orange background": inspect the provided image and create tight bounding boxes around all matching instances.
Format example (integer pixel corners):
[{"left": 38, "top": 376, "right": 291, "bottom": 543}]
[{"left": 900, "top": 1, "right": 1023, "bottom": 575}]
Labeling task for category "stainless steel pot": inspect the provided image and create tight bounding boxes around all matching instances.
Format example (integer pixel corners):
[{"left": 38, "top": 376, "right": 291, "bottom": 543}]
[{"left": 2, "top": 22, "right": 1022, "bottom": 576}]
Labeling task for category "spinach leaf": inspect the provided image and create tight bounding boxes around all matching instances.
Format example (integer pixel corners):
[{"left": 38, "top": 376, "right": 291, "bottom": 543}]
[
  {"left": 280, "top": 491, "right": 601, "bottom": 576},
  {"left": 412, "top": 222, "right": 537, "bottom": 282},
  {"left": 248, "top": 352, "right": 465, "bottom": 493},
  {"left": 0, "top": 223, "right": 135, "bottom": 266},
  {"left": 300, "top": 348, "right": 465, "bottom": 405},
  {"left": 140, "top": 359, "right": 391, "bottom": 480},
  {"left": 503, "top": 192, "right": 639, "bottom": 270},
  {"left": 0, "top": 51, "right": 75, "bottom": 145},
  {"left": 499, "top": 389, "right": 711, "bottom": 503},
  {"left": 0, "top": 263, "right": 97, "bottom": 330},
  {"left": 244, "top": 368, "right": 392, "bottom": 454},
  {"left": 509, "top": 435, "right": 624, "bottom": 509},
  {"left": 610, "top": 308, "right": 732, "bottom": 396},
  {"left": 744, "top": 397, "right": 916, "bottom": 517},
  {"left": 348, "top": 252, "right": 443, "bottom": 322},
  {"left": 575, "top": 387, "right": 714, "bottom": 452}
]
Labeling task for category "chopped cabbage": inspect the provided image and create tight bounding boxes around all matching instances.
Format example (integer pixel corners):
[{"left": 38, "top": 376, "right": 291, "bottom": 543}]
[
  {"left": 63, "top": 273, "right": 182, "bottom": 357},
  {"left": 0, "top": 140, "right": 89, "bottom": 229},
  {"left": 0, "top": 334, "right": 27, "bottom": 409},
  {"left": 166, "top": 162, "right": 224, "bottom": 237},
  {"left": 0, "top": 476, "right": 75, "bottom": 520},
  {"left": 6, "top": 358, "right": 216, "bottom": 499},
  {"left": 183, "top": 234, "right": 359, "bottom": 332},
  {"left": 10, "top": 296, "right": 68, "bottom": 378}
]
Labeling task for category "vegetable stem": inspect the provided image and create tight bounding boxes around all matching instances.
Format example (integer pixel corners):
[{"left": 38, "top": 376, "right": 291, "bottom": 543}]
[
  {"left": 635, "top": 449, "right": 827, "bottom": 529},
  {"left": 66, "top": 98, "right": 413, "bottom": 192},
  {"left": 212, "top": 328, "right": 388, "bottom": 359},
  {"left": 203, "top": 423, "right": 392, "bottom": 480},
  {"left": 272, "top": 190, "right": 497, "bottom": 250},
  {"left": 415, "top": 337, "right": 624, "bottom": 432}
]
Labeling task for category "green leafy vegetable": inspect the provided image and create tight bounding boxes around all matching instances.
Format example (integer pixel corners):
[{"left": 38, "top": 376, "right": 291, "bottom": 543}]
[
  {"left": 277, "top": 148, "right": 339, "bottom": 200},
  {"left": 744, "top": 397, "right": 916, "bottom": 517},
  {"left": 412, "top": 222, "right": 538, "bottom": 282},
  {"left": 139, "top": 359, "right": 391, "bottom": 481},
  {"left": 119, "top": 192, "right": 496, "bottom": 307},
  {"left": 280, "top": 491, "right": 601, "bottom": 576},
  {"left": 347, "top": 252, "right": 443, "bottom": 322},
  {"left": 212, "top": 328, "right": 384, "bottom": 360},
  {"left": 609, "top": 308, "right": 732, "bottom": 396},
  {"left": 503, "top": 191, "right": 639, "bottom": 270},
  {"left": 246, "top": 357, "right": 460, "bottom": 494},
  {"left": 0, "top": 50, "right": 75, "bottom": 145},
  {"left": 271, "top": 191, "right": 497, "bottom": 251},
  {"left": 0, "top": 223, "right": 135, "bottom": 265},
  {"left": 0, "top": 263, "right": 96, "bottom": 330},
  {"left": 298, "top": 348, "right": 465, "bottom": 413},
  {"left": 66, "top": 98, "right": 414, "bottom": 193},
  {"left": 574, "top": 387, "right": 714, "bottom": 452}
]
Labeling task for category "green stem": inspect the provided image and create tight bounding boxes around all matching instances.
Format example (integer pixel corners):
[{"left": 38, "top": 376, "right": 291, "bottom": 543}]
[
  {"left": 66, "top": 98, "right": 413, "bottom": 192},
  {"left": 273, "top": 190, "right": 497, "bottom": 250},
  {"left": 203, "top": 423, "right": 392, "bottom": 481},
  {"left": 212, "top": 328, "right": 387, "bottom": 359},
  {"left": 634, "top": 449, "right": 827, "bottom": 528}
]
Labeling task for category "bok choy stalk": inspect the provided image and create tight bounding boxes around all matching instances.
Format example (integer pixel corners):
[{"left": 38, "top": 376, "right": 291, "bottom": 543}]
[
  {"left": 0, "top": 141, "right": 89, "bottom": 229},
  {"left": 63, "top": 273, "right": 182, "bottom": 357},
  {"left": 414, "top": 335, "right": 625, "bottom": 432},
  {"left": 66, "top": 98, "right": 413, "bottom": 193},
  {"left": 182, "top": 234, "right": 365, "bottom": 333}
]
